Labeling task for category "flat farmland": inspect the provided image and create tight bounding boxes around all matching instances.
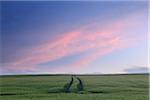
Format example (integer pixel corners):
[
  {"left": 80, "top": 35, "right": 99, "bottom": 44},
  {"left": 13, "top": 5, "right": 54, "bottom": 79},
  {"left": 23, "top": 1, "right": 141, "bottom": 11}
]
[{"left": 0, "top": 74, "right": 149, "bottom": 100}]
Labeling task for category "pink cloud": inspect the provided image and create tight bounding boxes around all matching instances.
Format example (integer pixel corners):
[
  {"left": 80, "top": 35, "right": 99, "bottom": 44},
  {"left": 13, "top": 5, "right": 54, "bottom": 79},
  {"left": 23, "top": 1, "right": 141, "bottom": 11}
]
[
  {"left": 5, "top": 11, "right": 146, "bottom": 73},
  {"left": 53, "top": 36, "right": 122, "bottom": 72},
  {"left": 13, "top": 30, "right": 117, "bottom": 66}
]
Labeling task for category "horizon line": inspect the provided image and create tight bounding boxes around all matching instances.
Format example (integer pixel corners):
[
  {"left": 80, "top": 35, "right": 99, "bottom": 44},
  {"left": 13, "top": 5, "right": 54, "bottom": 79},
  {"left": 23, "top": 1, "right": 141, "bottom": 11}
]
[{"left": 0, "top": 73, "right": 149, "bottom": 77}]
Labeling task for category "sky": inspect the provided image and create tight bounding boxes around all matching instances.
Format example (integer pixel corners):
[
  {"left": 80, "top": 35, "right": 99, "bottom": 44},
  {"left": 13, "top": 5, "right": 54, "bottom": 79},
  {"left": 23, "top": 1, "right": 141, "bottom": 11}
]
[{"left": 0, "top": 1, "right": 149, "bottom": 75}]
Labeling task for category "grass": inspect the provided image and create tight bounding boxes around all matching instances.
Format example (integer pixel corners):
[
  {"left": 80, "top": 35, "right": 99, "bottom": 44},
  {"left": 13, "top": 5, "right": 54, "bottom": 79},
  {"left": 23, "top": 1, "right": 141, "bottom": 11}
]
[{"left": 0, "top": 74, "right": 149, "bottom": 100}]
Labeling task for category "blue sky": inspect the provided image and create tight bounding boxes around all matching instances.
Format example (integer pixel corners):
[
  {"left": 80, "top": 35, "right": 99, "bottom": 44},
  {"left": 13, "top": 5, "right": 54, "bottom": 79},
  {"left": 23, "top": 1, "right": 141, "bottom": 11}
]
[{"left": 1, "top": 1, "right": 148, "bottom": 75}]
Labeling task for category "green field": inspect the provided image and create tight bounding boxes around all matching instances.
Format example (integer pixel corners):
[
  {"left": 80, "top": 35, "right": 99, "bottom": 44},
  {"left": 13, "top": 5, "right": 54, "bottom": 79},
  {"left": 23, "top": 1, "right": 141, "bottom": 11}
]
[{"left": 0, "top": 74, "right": 149, "bottom": 100}]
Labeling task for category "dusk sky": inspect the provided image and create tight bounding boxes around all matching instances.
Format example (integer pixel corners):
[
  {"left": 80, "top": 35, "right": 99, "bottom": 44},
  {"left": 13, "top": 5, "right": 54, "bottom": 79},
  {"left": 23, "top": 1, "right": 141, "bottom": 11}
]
[{"left": 1, "top": 1, "right": 148, "bottom": 75}]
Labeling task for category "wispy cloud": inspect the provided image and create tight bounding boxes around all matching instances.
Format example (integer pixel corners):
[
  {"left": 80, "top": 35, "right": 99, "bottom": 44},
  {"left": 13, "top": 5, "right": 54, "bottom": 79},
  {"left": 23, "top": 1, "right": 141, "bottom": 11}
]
[
  {"left": 123, "top": 66, "right": 149, "bottom": 73},
  {"left": 2, "top": 11, "right": 146, "bottom": 74}
]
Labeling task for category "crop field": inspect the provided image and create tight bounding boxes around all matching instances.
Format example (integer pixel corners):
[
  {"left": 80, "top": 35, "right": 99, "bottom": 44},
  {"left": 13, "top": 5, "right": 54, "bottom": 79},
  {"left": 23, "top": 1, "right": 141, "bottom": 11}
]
[{"left": 0, "top": 74, "right": 149, "bottom": 100}]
